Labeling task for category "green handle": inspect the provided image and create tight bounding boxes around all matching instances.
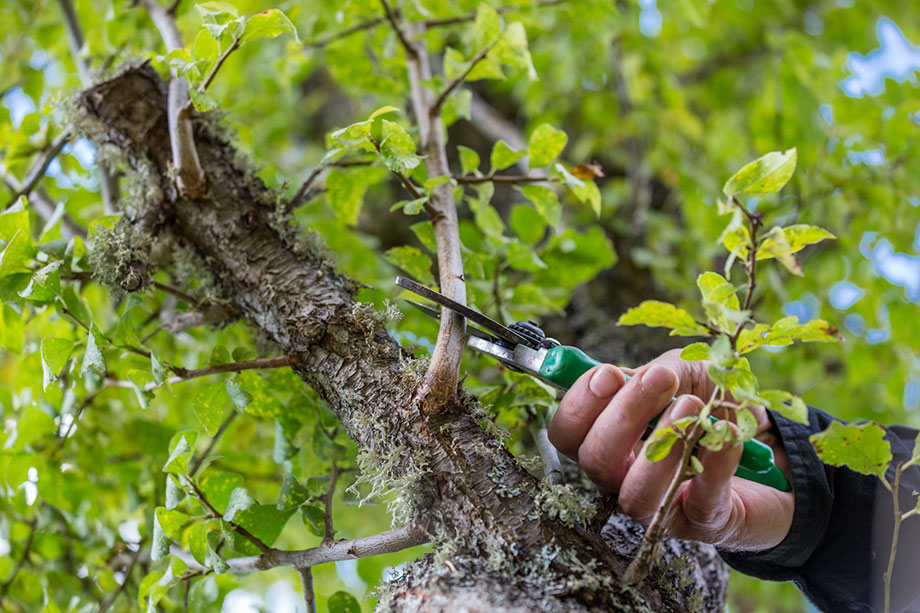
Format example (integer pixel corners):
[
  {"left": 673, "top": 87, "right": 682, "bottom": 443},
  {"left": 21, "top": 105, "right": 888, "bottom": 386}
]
[{"left": 538, "top": 345, "right": 790, "bottom": 492}]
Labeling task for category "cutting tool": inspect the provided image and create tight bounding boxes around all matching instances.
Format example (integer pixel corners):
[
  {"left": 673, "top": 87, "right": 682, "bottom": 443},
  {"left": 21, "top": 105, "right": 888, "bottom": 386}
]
[{"left": 395, "top": 276, "right": 791, "bottom": 492}]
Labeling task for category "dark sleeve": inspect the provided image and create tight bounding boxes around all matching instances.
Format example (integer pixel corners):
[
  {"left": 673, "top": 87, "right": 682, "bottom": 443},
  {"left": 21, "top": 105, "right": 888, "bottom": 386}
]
[{"left": 718, "top": 406, "right": 920, "bottom": 613}]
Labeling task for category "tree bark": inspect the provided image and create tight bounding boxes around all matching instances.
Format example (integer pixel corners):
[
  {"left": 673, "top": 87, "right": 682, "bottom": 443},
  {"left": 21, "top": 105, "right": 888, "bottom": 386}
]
[{"left": 78, "top": 63, "right": 727, "bottom": 612}]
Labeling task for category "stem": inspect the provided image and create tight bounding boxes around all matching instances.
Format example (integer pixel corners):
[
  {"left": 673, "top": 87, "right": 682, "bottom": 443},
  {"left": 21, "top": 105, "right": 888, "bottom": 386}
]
[
  {"left": 453, "top": 174, "right": 555, "bottom": 185},
  {"left": 286, "top": 164, "right": 326, "bottom": 211},
  {"left": 533, "top": 426, "right": 564, "bottom": 485},
  {"left": 2, "top": 130, "right": 71, "bottom": 211},
  {"left": 298, "top": 567, "right": 317, "bottom": 613},
  {"left": 188, "top": 411, "right": 238, "bottom": 477},
  {"left": 198, "top": 34, "right": 241, "bottom": 93},
  {"left": 169, "top": 355, "right": 292, "bottom": 384},
  {"left": 429, "top": 39, "right": 497, "bottom": 117},
  {"left": 884, "top": 464, "right": 905, "bottom": 613},
  {"left": 730, "top": 196, "right": 762, "bottom": 348},
  {"left": 0, "top": 517, "right": 37, "bottom": 603},
  {"left": 188, "top": 481, "right": 272, "bottom": 554},
  {"left": 322, "top": 462, "right": 341, "bottom": 544},
  {"left": 152, "top": 280, "right": 200, "bottom": 306},
  {"left": 379, "top": 0, "right": 417, "bottom": 58}
]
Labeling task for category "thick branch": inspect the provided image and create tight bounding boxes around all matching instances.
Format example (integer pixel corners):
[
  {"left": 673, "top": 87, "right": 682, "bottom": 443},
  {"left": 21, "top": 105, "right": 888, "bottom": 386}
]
[
  {"left": 322, "top": 462, "right": 341, "bottom": 544},
  {"left": 141, "top": 0, "right": 206, "bottom": 197}
]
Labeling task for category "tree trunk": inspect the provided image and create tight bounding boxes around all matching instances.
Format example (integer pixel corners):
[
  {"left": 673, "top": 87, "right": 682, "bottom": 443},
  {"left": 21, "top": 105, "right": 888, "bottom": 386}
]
[{"left": 78, "top": 63, "right": 729, "bottom": 612}]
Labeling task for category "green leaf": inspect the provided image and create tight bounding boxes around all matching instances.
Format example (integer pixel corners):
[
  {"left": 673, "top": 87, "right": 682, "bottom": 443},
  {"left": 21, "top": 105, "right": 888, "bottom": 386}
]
[
  {"left": 326, "top": 167, "right": 369, "bottom": 226},
  {"left": 765, "top": 316, "right": 841, "bottom": 345},
  {"left": 760, "top": 390, "right": 809, "bottom": 424},
  {"left": 467, "top": 197, "right": 505, "bottom": 238},
  {"left": 509, "top": 204, "right": 545, "bottom": 243},
  {"left": 735, "top": 407, "right": 759, "bottom": 441},
  {"left": 707, "top": 334, "right": 733, "bottom": 369},
  {"left": 193, "top": 383, "right": 228, "bottom": 437},
  {"left": 697, "top": 271, "right": 743, "bottom": 331},
  {"left": 79, "top": 329, "right": 105, "bottom": 377},
  {"left": 493, "top": 22, "right": 536, "bottom": 78},
  {"left": 722, "top": 148, "right": 797, "bottom": 197},
  {"left": 165, "top": 475, "right": 186, "bottom": 510},
  {"left": 163, "top": 431, "right": 198, "bottom": 475},
  {"left": 240, "top": 9, "right": 300, "bottom": 45},
  {"left": 379, "top": 120, "right": 421, "bottom": 175},
  {"left": 0, "top": 204, "right": 29, "bottom": 243},
  {"left": 235, "top": 371, "right": 284, "bottom": 418},
  {"left": 199, "top": 473, "right": 244, "bottom": 514},
  {"left": 645, "top": 428, "right": 679, "bottom": 462},
  {"left": 151, "top": 515, "right": 170, "bottom": 562},
  {"left": 490, "top": 140, "right": 526, "bottom": 171},
  {"left": 232, "top": 505, "right": 296, "bottom": 552},
  {"left": 410, "top": 221, "right": 437, "bottom": 252},
  {"left": 328, "top": 591, "right": 361, "bottom": 613},
  {"left": 810, "top": 421, "right": 892, "bottom": 478},
  {"left": 757, "top": 225, "right": 836, "bottom": 261},
  {"left": 527, "top": 123, "right": 568, "bottom": 168},
  {"left": 757, "top": 226, "right": 803, "bottom": 276},
  {"left": 0, "top": 230, "right": 35, "bottom": 277},
  {"left": 223, "top": 487, "right": 256, "bottom": 522},
  {"left": 301, "top": 503, "right": 325, "bottom": 537},
  {"left": 517, "top": 184, "right": 561, "bottom": 228},
  {"left": 617, "top": 301, "right": 709, "bottom": 337},
  {"left": 680, "top": 342, "right": 710, "bottom": 361},
  {"left": 41, "top": 338, "right": 73, "bottom": 391},
  {"left": 155, "top": 507, "right": 191, "bottom": 541},
  {"left": 458, "top": 145, "right": 481, "bottom": 175},
  {"left": 473, "top": 4, "right": 501, "bottom": 50},
  {"left": 506, "top": 241, "right": 547, "bottom": 271},
  {"left": 277, "top": 468, "right": 310, "bottom": 510},
  {"left": 555, "top": 163, "right": 601, "bottom": 216},
  {"left": 384, "top": 246, "right": 434, "bottom": 285},
  {"left": 151, "top": 351, "right": 167, "bottom": 386},
  {"left": 224, "top": 379, "right": 252, "bottom": 411}
]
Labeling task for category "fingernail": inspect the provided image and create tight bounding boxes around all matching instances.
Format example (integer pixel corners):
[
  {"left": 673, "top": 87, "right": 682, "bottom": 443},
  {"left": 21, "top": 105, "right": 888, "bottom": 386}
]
[
  {"left": 589, "top": 365, "right": 621, "bottom": 398},
  {"left": 642, "top": 365, "right": 676, "bottom": 394}
]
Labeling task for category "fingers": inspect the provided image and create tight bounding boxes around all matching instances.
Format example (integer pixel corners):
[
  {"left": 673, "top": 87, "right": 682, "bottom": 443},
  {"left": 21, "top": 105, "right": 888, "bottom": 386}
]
[
  {"left": 632, "top": 348, "right": 715, "bottom": 400},
  {"left": 548, "top": 364, "right": 626, "bottom": 460},
  {"left": 577, "top": 364, "right": 679, "bottom": 491},
  {"left": 617, "top": 395, "right": 704, "bottom": 524}
]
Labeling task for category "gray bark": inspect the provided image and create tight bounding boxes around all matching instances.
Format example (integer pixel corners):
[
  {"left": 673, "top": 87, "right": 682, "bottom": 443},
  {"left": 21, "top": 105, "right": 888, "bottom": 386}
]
[{"left": 78, "top": 63, "right": 728, "bottom": 612}]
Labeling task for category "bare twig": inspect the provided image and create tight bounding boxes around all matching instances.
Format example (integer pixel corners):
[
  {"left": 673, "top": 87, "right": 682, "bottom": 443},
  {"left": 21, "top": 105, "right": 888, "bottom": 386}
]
[
  {"left": 189, "top": 411, "right": 238, "bottom": 476},
  {"left": 453, "top": 174, "right": 553, "bottom": 185},
  {"left": 322, "top": 462, "right": 341, "bottom": 544},
  {"left": 97, "top": 544, "right": 142, "bottom": 613},
  {"left": 152, "top": 280, "right": 200, "bottom": 306},
  {"left": 298, "top": 567, "right": 317, "bottom": 613},
  {"left": 198, "top": 33, "right": 241, "bottom": 93},
  {"left": 286, "top": 164, "right": 326, "bottom": 211},
  {"left": 305, "top": 17, "right": 385, "bottom": 49},
  {"left": 98, "top": 355, "right": 292, "bottom": 392},
  {"left": 429, "top": 40, "right": 497, "bottom": 117},
  {"left": 1, "top": 176, "right": 87, "bottom": 239},
  {"left": 0, "top": 517, "right": 37, "bottom": 603},
  {"left": 188, "top": 481, "right": 272, "bottom": 554},
  {"left": 379, "top": 0, "right": 417, "bottom": 58},
  {"left": 58, "top": 0, "right": 119, "bottom": 214},
  {"left": 141, "top": 0, "right": 207, "bottom": 197},
  {"left": 2, "top": 130, "right": 70, "bottom": 211},
  {"left": 170, "top": 521, "right": 428, "bottom": 574},
  {"left": 533, "top": 426, "right": 564, "bottom": 485}
]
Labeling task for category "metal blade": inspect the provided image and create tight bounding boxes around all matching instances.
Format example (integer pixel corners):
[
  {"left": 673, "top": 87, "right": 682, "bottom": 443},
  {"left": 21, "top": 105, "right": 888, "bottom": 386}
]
[
  {"left": 395, "top": 276, "right": 532, "bottom": 347},
  {"left": 404, "top": 300, "right": 497, "bottom": 343}
]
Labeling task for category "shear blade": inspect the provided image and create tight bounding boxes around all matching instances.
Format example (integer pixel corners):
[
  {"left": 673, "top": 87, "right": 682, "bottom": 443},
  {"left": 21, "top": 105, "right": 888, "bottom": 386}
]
[
  {"left": 404, "top": 300, "right": 497, "bottom": 343},
  {"left": 395, "top": 276, "right": 532, "bottom": 348}
]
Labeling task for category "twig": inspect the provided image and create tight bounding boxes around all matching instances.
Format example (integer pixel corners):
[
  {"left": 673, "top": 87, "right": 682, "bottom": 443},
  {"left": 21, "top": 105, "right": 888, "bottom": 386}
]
[
  {"left": 379, "top": 0, "right": 417, "bottom": 58},
  {"left": 305, "top": 17, "right": 385, "bottom": 49},
  {"left": 170, "top": 355, "right": 292, "bottom": 382},
  {"left": 2, "top": 130, "right": 71, "bottom": 211},
  {"left": 0, "top": 517, "right": 38, "bottom": 603},
  {"left": 166, "top": 0, "right": 182, "bottom": 15},
  {"left": 286, "top": 164, "right": 326, "bottom": 211},
  {"left": 141, "top": 0, "right": 206, "bottom": 197},
  {"left": 730, "top": 196, "right": 763, "bottom": 346},
  {"left": 188, "top": 481, "right": 272, "bottom": 554},
  {"left": 97, "top": 544, "right": 142, "bottom": 613},
  {"left": 198, "top": 33, "right": 242, "bottom": 93},
  {"left": 59, "top": 0, "right": 119, "bottom": 214},
  {"left": 533, "top": 426, "right": 564, "bottom": 485},
  {"left": 453, "top": 174, "right": 553, "bottom": 185},
  {"left": 429, "top": 40, "right": 497, "bottom": 117},
  {"left": 322, "top": 462, "right": 341, "bottom": 544},
  {"left": 189, "top": 411, "right": 238, "bottom": 476},
  {"left": 1, "top": 175, "right": 87, "bottom": 239},
  {"left": 298, "top": 567, "right": 317, "bottom": 613},
  {"left": 152, "top": 281, "right": 200, "bottom": 306},
  {"left": 422, "top": 0, "right": 568, "bottom": 28},
  {"left": 52, "top": 385, "right": 111, "bottom": 458}
]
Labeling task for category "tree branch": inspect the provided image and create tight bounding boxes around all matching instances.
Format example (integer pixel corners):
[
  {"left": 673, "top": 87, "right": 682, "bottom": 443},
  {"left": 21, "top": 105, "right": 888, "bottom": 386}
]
[
  {"left": 298, "top": 567, "right": 317, "bottom": 613},
  {"left": 2, "top": 131, "right": 70, "bottom": 211},
  {"left": 397, "top": 20, "right": 468, "bottom": 413},
  {"left": 198, "top": 32, "right": 241, "bottom": 93},
  {"left": 189, "top": 411, "right": 238, "bottom": 476},
  {"left": 322, "top": 462, "right": 341, "bottom": 544},
  {"left": 379, "top": 0, "right": 417, "bottom": 59},
  {"left": 188, "top": 480, "right": 272, "bottom": 554},
  {"left": 141, "top": 0, "right": 206, "bottom": 197},
  {"left": 533, "top": 426, "right": 564, "bottom": 485},
  {"left": 1, "top": 175, "right": 87, "bottom": 239},
  {"left": 429, "top": 40, "right": 496, "bottom": 118},
  {"left": 0, "top": 517, "right": 37, "bottom": 603}
]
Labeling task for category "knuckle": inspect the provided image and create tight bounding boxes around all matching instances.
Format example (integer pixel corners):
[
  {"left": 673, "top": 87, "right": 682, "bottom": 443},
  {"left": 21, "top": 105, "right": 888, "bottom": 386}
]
[{"left": 578, "top": 444, "right": 621, "bottom": 491}]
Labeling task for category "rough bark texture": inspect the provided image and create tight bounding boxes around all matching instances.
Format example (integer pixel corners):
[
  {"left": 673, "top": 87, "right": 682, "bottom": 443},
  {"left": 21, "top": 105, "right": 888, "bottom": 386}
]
[{"left": 79, "top": 63, "right": 727, "bottom": 612}]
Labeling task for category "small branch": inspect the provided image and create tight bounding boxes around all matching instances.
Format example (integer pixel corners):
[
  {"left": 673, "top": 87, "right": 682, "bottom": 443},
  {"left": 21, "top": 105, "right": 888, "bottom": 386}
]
[
  {"left": 152, "top": 281, "right": 200, "bottom": 306},
  {"left": 298, "top": 567, "right": 317, "bottom": 613},
  {"left": 52, "top": 385, "right": 111, "bottom": 458},
  {"left": 1, "top": 175, "right": 87, "bottom": 239},
  {"left": 198, "top": 33, "right": 241, "bottom": 93},
  {"left": 379, "top": 0, "right": 417, "bottom": 58},
  {"left": 166, "top": 0, "right": 182, "bottom": 15},
  {"left": 189, "top": 411, "right": 238, "bottom": 476},
  {"left": 730, "top": 196, "right": 763, "bottom": 347},
  {"left": 171, "top": 521, "right": 428, "bottom": 574},
  {"left": 306, "top": 17, "right": 385, "bottom": 49},
  {"left": 429, "top": 40, "right": 497, "bottom": 117},
  {"left": 884, "top": 463, "right": 905, "bottom": 613},
  {"left": 188, "top": 481, "right": 272, "bottom": 554},
  {"left": 97, "top": 544, "right": 142, "bottom": 613},
  {"left": 2, "top": 130, "right": 71, "bottom": 211},
  {"left": 0, "top": 517, "right": 37, "bottom": 602},
  {"left": 322, "top": 462, "right": 341, "bottom": 544},
  {"left": 170, "top": 355, "right": 292, "bottom": 383},
  {"left": 141, "top": 0, "right": 207, "bottom": 197},
  {"left": 286, "top": 164, "right": 326, "bottom": 211},
  {"left": 453, "top": 174, "right": 554, "bottom": 185},
  {"left": 533, "top": 426, "right": 564, "bottom": 485}
]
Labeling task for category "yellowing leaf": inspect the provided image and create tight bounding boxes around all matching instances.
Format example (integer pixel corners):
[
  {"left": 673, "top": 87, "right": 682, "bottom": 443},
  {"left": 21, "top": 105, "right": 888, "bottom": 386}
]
[
  {"left": 760, "top": 389, "right": 809, "bottom": 424},
  {"left": 241, "top": 9, "right": 299, "bottom": 44},
  {"left": 680, "top": 342, "right": 710, "bottom": 361},
  {"left": 617, "top": 301, "right": 709, "bottom": 336},
  {"left": 458, "top": 145, "right": 481, "bottom": 175},
  {"left": 527, "top": 123, "right": 568, "bottom": 168},
  {"left": 473, "top": 4, "right": 501, "bottom": 50},
  {"left": 723, "top": 148, "right": 797, "bottom": 197},
  {"left": 379, "top": 120, "right": 421, "bottom": 174},
  {"left": 384, "top": 246, "right": 434, "bottom": 286},
  {"left": 517, "top": 184, "right": 560, "bottom": 227},
  {"left": 810, "top": 421, "right": 892, "bottom": 478},
  {"left": 490, "top": 140, "right": 525, "bottom": 171}
]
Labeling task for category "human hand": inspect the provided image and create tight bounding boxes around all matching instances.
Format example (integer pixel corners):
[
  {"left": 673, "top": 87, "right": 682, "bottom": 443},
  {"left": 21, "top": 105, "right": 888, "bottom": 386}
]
[{"left": 547, "top": 348, "right": 795, "bottom": 551}]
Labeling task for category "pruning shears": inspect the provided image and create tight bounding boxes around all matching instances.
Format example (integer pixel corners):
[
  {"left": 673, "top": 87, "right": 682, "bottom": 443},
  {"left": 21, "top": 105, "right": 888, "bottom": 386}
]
[{"left": 395, "top": 276, "right": 791, "bottom": 492}]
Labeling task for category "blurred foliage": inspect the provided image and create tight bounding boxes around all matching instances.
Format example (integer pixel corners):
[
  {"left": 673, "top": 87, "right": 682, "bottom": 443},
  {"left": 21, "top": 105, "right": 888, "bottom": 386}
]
[{"left": 0, "top": 0, "right": 918, "bottom": 611}]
